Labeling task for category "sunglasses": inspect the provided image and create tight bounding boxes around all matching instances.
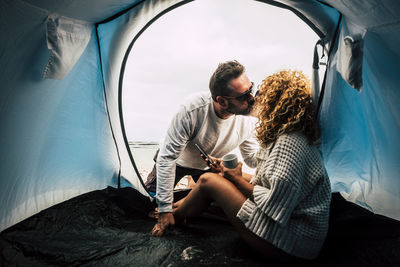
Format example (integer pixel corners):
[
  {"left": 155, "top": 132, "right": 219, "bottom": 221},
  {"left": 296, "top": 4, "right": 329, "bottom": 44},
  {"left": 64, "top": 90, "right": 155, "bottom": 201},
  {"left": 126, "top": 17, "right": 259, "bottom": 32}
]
[{"left": 222, "top": 82, "right": 256, "bottom": 101}]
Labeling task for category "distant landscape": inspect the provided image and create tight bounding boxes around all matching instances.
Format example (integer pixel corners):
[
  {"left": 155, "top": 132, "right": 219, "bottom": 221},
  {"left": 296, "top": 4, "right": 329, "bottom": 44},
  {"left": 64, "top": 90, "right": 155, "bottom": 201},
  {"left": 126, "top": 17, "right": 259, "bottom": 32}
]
[{"left": 128, "top": 141, "right": 159, "bottom": 179}]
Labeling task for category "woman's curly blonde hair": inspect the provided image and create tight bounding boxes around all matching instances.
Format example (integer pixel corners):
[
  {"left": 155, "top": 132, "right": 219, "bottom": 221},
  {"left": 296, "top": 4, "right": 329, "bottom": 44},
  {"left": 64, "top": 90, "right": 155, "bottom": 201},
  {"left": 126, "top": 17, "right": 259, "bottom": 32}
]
[{"left": 255, "top": 70, "right": 319, "bottom": 147}]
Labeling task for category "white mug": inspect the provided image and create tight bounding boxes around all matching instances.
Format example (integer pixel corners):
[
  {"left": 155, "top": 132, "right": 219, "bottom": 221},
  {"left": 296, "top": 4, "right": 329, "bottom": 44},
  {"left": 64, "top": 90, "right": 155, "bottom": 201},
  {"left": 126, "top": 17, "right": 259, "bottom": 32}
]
[{"left": 222, "top": 154, "right": 238, "bottom": 169}]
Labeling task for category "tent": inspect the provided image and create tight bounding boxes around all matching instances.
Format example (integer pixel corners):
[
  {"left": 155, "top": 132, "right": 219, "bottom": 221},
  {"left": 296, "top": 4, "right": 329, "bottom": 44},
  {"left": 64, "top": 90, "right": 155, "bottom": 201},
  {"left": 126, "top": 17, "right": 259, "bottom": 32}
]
[{"left": 0, "top": 0, "right": 399, "bottom": 264}]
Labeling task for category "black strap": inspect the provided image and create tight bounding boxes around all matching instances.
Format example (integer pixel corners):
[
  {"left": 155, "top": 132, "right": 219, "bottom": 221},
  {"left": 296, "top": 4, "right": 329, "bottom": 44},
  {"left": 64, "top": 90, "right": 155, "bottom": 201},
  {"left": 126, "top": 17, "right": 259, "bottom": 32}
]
[{"left": 316, "top": 14, "right": 343, "bottom": 119}]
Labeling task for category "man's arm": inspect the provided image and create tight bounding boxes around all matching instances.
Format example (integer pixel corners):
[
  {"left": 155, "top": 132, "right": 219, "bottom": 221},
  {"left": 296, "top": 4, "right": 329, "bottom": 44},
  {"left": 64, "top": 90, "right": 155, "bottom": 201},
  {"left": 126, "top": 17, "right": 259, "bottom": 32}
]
[
  {"left": 156, "top": 107, "right": 193, "bottom": 213},
  {"left": 238, "top": 117, "right": 259, "bottom": 169},
  {"left": 152, "top": 106, "right": 194, "bottom": 237},
  {"left": 239, "top": 134, "right": 259, "bottom": 169}
]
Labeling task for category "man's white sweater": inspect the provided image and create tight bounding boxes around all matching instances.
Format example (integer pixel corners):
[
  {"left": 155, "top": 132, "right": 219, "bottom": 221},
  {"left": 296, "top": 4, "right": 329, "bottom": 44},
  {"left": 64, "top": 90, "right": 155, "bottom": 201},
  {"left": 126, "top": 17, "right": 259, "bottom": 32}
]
[
  {"left": 237, "top": 132, "right": 331, "bottom": 259},
  {"left": 156, "top": 92, "right": 259, "bottom": 213}
]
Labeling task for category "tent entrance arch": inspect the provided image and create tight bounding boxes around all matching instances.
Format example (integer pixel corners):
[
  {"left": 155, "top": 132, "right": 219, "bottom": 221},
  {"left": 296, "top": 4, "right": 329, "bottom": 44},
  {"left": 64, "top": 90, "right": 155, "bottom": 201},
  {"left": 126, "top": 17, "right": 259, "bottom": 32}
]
[{"left": 116, "top": 0, "right": 331, "bottom": 192}]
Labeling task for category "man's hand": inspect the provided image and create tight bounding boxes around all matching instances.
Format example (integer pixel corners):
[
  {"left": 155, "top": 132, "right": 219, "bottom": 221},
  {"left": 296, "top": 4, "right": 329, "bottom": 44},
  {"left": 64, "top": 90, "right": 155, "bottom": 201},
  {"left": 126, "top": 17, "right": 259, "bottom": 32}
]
[{"left": 151, "top": 212, "right": 175, "bottom": 237}]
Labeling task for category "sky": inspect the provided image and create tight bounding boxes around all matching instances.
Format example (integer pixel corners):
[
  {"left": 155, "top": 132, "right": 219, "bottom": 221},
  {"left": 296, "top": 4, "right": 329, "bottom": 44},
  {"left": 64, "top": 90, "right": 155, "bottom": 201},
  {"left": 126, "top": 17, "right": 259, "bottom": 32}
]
[{"left": 122, "top": 0, "right": 320, "bottom": 142}]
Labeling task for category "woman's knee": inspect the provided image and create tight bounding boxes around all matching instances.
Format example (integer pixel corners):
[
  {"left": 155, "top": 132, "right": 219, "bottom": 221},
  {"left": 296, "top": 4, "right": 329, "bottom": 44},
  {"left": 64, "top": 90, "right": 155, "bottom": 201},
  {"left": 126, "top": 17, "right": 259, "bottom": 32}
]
[
  {"left": 197, "top": 173, "right": 218, "bottom": 188},
  {"left": 197, "top": 173, "right": 235, "bottom": 195}
]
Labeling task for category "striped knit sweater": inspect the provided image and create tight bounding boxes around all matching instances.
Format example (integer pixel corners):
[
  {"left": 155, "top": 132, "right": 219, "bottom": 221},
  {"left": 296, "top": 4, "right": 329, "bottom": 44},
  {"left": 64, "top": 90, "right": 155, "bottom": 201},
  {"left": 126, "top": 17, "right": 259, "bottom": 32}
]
[{"left": 236, "top": 132, "right": 331, "bottom": 259}]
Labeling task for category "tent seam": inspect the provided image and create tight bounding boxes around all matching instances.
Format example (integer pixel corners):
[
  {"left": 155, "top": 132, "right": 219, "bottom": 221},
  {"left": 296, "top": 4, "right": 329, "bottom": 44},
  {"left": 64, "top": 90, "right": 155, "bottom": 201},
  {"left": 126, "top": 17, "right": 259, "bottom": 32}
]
[
  {"left": 367, "top": 19, "right": 400, "bottom": 30},
  {"left": 95, "top": 25, "right": 122, "bottom": 188}
]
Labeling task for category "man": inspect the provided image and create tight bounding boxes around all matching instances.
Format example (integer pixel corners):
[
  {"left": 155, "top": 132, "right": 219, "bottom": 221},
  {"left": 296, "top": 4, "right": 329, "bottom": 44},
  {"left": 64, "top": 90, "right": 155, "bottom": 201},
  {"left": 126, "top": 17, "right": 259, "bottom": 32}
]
[{"left": 150, "top": 60, "right": 259, "bottom": 236}]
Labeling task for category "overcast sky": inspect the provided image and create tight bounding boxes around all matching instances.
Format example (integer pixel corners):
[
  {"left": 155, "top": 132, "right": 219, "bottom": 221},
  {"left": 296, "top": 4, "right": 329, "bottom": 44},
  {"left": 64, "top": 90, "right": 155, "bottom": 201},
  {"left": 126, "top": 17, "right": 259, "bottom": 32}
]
[{"left": 122, "top": 0, "right": 319, "bottom": 142}]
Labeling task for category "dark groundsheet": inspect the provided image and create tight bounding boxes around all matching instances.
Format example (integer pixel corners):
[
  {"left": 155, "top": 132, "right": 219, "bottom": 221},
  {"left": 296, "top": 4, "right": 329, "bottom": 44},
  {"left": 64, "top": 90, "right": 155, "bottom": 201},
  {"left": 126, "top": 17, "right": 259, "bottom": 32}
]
[{"left": 1, "top": 187, "right": 399, "bottom": 267}]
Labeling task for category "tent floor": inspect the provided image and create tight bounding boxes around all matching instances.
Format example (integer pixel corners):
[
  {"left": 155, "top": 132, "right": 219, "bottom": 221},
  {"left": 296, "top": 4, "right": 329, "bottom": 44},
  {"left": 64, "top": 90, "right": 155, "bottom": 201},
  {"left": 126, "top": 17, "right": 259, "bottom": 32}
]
[{"left": 1, "top": 187, "right": 399, "bottom": 266}]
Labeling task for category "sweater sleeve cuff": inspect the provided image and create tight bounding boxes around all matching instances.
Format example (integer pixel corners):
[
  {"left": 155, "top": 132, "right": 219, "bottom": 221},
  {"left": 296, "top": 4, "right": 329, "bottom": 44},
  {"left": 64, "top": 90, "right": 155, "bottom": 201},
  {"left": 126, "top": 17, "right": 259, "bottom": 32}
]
[
  {"left": 252, "top": 184, "right": 271, "bottom": 207},
  {"left": 157, "top": 202, "right": 173, "bottom": 213},
  {"left": 253, "top": 180, "right": 298, "bottom": 226}
]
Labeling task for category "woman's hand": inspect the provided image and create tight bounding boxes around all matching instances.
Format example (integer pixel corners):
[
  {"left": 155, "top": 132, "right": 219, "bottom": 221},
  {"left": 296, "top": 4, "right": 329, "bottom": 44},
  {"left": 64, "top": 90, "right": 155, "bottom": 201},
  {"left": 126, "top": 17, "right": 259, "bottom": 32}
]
[
  {"left": 222, "top": 162, "right": 254, "bottom": 199},
  {"left": 221, "top": 162, "right": 243, "bottom": 183},
  {"left": 201, "top": 154, "right": 223, "bottom": 174}
]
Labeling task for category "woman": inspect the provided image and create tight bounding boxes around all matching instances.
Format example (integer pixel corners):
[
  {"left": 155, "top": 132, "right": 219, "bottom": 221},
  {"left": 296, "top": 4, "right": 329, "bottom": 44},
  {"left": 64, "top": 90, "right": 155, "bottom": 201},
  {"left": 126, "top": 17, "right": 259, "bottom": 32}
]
[{"left": 152, "top": 70, "right": 331, "bottom": 261}]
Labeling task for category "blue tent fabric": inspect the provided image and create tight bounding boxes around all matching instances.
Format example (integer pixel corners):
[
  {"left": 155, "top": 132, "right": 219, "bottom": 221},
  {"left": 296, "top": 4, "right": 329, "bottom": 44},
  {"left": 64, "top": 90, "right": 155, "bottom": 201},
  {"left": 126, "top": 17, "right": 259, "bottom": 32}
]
[
  {"left": 0, "top": 0, "right": 119, "bottom": 231},
  {"left": 319, "top": 19, "right": 400, "bottom": 219},
  {"left": 0, "top": 0, "right": 400, "bottom": 261}
]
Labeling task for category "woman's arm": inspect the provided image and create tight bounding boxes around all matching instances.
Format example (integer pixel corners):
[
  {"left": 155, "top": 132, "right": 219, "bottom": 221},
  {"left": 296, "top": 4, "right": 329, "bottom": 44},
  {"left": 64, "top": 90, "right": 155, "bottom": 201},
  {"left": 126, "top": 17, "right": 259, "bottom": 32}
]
[
  {"left": 222, "top": 163, "right": 254, "bottom": 200},
  {"left": 242, "top": 172, "right": 253, "bottom": 182},
  {"left": 232, "top": 175, "right": 254, "bottom": 200}
]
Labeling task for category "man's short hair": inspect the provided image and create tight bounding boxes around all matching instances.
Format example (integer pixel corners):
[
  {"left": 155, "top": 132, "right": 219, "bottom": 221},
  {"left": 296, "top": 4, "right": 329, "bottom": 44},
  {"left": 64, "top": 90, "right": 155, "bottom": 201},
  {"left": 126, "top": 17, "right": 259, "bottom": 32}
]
[{"left": 209, "top": 60, "right": 245, "bottom": 101}]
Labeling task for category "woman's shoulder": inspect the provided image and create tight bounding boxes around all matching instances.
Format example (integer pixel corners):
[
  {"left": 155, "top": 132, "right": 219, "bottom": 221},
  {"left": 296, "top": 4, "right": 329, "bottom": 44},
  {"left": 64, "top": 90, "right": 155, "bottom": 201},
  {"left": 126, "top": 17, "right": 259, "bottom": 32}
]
[
  {"left": 256, "top": 146, "right": 270, "bottom": 160},
  {"left": 273, "top": 132, "right": 316, "bottom": 160},
  {"left": 276, "top": 131, "right": 309, "bottom": 148},
  {"left": 257, "top": 132, "right": 311, "bottom": 160}
]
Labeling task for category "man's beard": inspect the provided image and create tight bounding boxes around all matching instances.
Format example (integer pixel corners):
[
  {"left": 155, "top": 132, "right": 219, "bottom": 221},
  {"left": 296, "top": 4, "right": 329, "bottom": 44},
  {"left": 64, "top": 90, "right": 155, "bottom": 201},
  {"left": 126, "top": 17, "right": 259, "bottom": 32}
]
[{"left": 226, "top": 100, "right": 255, "bottom": 115}]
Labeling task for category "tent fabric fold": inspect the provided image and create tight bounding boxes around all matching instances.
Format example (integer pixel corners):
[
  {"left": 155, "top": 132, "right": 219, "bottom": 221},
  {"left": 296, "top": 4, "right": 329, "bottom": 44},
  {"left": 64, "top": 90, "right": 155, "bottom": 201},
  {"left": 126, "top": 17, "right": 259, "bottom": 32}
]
[
  {"left": 43, "top": 14, "right": 92, "bottom": 80},
  {"left": 335, "top": 18, "right": 365, "bottom": 91}
]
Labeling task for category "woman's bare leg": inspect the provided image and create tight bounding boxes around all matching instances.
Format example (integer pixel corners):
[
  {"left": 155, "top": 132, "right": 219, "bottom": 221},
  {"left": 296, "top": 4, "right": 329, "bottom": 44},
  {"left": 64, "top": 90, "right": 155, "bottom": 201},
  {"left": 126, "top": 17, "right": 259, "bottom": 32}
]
[{"left": 173, "top": 172, "right": 287, "bottom": 259}]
